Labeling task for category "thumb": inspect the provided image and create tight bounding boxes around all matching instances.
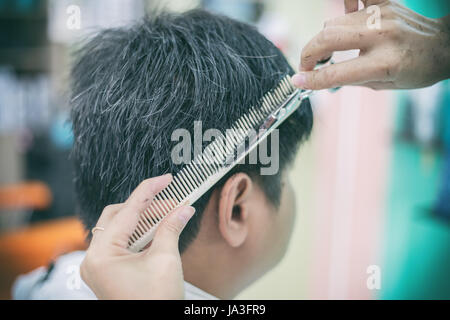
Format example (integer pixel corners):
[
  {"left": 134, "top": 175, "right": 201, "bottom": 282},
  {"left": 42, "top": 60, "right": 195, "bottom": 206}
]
[
  {"left": 148, "top": 205, "right": 195, "bottom": 255},
  {"left": 292, "top": 56, "right": 373, "bottom": 90},
  {"left": 292, "top": 70, "right": 332, "bottom": 90}
]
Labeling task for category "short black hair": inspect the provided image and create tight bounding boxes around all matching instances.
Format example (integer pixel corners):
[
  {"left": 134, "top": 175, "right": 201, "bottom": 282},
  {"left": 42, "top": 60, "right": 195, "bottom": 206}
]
[{"left": 70, "top": 9, "right": 313, "bottom": 252}]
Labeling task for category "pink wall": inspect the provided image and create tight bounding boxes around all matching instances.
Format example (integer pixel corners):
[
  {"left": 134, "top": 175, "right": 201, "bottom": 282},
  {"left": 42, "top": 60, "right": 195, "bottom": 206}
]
[{"left": 309, "top": 85, "right": 393, "bottom": 299}]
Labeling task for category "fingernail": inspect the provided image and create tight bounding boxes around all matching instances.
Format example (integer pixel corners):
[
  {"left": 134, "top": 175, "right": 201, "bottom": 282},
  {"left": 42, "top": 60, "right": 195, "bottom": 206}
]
[
  {"left": 292, "top": 73, "right": 307, "bottom": 89},
  {"left": 178, "top": 206, "right": 195, "bottom": 225}
]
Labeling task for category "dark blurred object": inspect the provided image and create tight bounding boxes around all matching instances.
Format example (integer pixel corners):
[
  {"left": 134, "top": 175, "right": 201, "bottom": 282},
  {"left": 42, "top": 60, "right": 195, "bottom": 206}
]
[
  {"left": 398, "top": 84, "right": 443, "bottom": 150},
  {"left": 397, "top": 83, "right": 450, "bottom": 222},
  {"left": 25, "top": 133, "right": 76, "bottom": 223},
  {"left": 433, "top": 87, "right": 450, "bottom": 221},
  {"left": 0, "top": 0, "right": 49, "bottom": 73},
  {"left": 0, "top": 181, "right": 51, "bottom": 211},
  {"left": 432, "top": 151, "right": 450, "bottom": 220}
]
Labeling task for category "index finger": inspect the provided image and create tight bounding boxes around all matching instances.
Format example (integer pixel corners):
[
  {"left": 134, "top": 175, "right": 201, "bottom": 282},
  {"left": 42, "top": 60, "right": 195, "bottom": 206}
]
[
  {"left": 99, "top": 174, "right": 173, "bottom": 250},
  {"left": 293, "top": 54, "right": 387, "bottom": 90},
  {"left": 300, "top": 26, "right": 370, "bottom": 72}
]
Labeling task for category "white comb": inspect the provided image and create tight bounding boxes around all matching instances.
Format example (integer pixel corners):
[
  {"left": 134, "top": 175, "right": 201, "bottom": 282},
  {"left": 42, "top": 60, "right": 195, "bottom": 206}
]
[{"left": 128, "top": 75, "right": 312, "bottom": 252}]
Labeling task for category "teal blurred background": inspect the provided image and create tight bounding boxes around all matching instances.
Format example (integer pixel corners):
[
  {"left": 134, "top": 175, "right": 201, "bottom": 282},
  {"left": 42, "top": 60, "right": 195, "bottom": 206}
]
[{"left": 381, "top": 0, "right": 450, "bottom": 300}]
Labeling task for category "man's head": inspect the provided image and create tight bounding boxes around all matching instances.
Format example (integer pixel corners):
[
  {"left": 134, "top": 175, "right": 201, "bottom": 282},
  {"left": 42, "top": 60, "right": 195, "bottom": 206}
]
[{"left": 71, "top": 9, "right": 312, "bottom": 298}]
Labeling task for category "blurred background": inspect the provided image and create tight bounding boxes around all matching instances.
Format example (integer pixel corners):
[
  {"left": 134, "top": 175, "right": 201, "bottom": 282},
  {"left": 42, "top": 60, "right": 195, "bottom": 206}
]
[{"left": 0, "top": 0, "right": 448, "bottom": 300}]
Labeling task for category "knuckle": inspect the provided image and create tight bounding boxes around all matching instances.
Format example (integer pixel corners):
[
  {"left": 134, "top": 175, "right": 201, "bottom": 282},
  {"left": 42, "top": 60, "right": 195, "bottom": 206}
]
[
  {"left": 139, "top": 179, "right": 154, "bottom": 191},
  {"left": 324, "top": 70, "right": 337, "bottom": 87},
  {"left": 313, "top": 69, "right": 332, "bottom": 89},
  {"left": 103, "top": 204, "right": 116, "bottom": 214},
  {"left": 146, "top": 180, "right": 160, "bottom": 195},
  {"left": 307, "top": 71, "right": 321, "bottom": 89},
  {"left": 385, "top": 18, "right": 402, "bottom": 37},
  {"left": 374, "top": 21, "right": 394, "bottom": 41},
  {"left": 377, "top": 63, "right": 392, "bottom": 80},
  {"left": 391, "top": 49, "right": 408, "bottom": 76},
  {"left": 306, "top": 74, "right": 316, "bottom": 89},
  {"left": 301, "top": 50, "right": 312, "bottom": 66},
  {"left": 163, "top": 220, "right": 181, "bottom": 235},
  {"left": 317, "top": 28, "right": 329, "bottom": 45},
  {"left": 301, "top": 47, "right": 312, "bottom": 62},
  {"left": 323, "top": 18, "right": 333, "bottom": 29},
  {"left": 318, "top": 26, "right": 338, "bottom": 48},
  {"left": 126, "top": 201, "right": 143, "bottom": 214},
  {"left": 377, "top": 55, "right": 399, "bottom": 80},
  {"left": 130, "top": 179, "right": 159, "bottom": 202}
]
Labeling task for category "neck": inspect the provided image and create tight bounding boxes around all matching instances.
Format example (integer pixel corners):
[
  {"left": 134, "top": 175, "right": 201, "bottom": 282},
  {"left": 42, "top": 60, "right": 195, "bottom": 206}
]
[{"left": 181, "top": 242, "right": 252, "bottom": 299}]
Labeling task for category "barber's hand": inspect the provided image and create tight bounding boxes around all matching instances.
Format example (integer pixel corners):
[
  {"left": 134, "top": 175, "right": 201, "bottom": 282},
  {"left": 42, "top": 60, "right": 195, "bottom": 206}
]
[
  {"left": 293, "top": 0, "right": 450, "bottom": 90},
  {"left": 80, "top": 174, "right": 195, "bottom": 300}
]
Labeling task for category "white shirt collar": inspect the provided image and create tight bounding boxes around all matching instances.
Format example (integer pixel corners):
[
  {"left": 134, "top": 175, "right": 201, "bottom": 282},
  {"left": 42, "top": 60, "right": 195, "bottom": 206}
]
[
  {"left": 13, "top": 250, "right": 219, "bottom": 300},
  {"left": 184, "top": 281, "right": 219, "bottom": 300}
]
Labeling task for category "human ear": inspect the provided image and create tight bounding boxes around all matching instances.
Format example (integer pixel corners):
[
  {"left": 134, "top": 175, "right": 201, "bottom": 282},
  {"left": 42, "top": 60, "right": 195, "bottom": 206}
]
[{"left": 217, "top": 173, "right": 253, "bottom": 247}]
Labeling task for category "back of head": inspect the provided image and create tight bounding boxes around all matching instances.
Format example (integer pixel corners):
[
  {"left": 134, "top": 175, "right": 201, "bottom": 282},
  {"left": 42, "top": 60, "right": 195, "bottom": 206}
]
[{"left": 70, "top": 9, "right": 312, "bottom": 252}]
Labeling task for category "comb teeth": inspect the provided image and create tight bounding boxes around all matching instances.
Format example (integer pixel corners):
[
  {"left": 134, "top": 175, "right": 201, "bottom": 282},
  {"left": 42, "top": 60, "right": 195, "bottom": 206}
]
[{"left": 128, "top": 75, "right": 296, "bottom": 252}]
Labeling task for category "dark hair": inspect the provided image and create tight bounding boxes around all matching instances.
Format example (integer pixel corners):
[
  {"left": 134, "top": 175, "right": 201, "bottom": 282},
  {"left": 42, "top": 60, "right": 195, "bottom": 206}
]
[{"left": 70, "top": 9, "right": 313, "bottom": 252}]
